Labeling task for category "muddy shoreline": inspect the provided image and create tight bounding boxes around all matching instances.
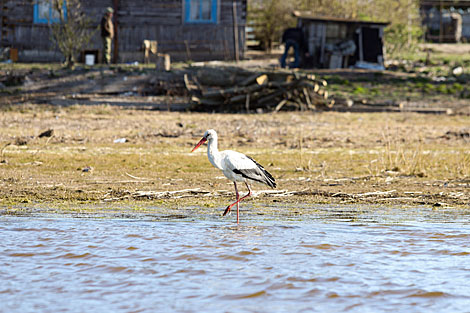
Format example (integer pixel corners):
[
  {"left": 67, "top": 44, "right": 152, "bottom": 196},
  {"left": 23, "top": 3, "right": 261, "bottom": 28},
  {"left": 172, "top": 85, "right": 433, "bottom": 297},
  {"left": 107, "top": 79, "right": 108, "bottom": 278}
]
[{"left": 1, "top": 105, "right": 468, "bottom": 211}]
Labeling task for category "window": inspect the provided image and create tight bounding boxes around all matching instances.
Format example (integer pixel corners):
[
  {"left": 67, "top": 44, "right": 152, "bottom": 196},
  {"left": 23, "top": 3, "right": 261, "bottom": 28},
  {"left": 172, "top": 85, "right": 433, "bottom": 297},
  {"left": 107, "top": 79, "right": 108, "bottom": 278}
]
[
  {"left": 34, "top": 0, "right": 67, "bottom": 24},
  {"left": 184, "top": 0, "right": 217, "bottom": 24}
]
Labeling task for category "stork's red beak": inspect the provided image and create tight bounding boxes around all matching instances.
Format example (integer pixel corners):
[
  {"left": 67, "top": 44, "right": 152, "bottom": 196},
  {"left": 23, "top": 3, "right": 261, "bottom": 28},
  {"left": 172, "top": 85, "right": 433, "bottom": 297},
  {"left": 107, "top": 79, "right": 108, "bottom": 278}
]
[{"left": 191, "top": 137, "right": 207, "bottom": 152}]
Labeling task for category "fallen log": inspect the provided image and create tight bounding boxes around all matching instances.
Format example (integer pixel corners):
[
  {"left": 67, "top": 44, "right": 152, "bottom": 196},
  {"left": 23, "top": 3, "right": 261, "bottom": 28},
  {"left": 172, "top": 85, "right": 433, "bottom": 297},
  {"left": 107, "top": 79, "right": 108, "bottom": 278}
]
[
  {"left": 238, "top": 73, "right": 269, "bottom": 86},
  {"left": 202, "top": 83, "right": 266, "bottom": 98}
]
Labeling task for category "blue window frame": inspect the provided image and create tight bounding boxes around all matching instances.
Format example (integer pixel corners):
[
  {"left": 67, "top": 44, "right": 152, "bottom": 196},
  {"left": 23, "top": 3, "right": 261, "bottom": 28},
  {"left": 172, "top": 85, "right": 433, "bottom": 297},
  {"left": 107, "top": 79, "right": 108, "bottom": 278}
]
[
  {"left": 34, "top": 0, "right": 67, "bottom": 24},
  {"left": 184, "top": 0, "right": 218, "bottom": 24}
]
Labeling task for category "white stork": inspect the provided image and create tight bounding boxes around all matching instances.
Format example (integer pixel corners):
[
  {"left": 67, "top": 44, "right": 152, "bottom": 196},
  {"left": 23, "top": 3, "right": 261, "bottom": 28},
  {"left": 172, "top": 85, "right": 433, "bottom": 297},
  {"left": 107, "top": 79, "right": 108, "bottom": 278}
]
[{"left": 191, "top": 129, "right": 276, "bottom": 224}]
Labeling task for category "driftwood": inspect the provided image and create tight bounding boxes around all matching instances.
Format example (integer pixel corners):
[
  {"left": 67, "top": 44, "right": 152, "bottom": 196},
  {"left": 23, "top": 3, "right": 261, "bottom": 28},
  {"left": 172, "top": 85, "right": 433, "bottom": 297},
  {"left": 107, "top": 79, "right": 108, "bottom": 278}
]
[
  {"left": 102, "top": 186, "right": 469, "bottom": 204},
  {"left": 103, "top": 188, "right": 293, "bottom": 201}
]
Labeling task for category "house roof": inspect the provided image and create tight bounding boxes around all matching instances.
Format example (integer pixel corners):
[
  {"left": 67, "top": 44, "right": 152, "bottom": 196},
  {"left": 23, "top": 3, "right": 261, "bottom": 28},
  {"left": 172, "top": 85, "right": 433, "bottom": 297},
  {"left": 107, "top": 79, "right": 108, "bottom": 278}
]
[
  {"left": 292, "top": 11, "right": 390, "bottom": 27},
  {"left": 421, "top": 0, "right": 470, "bottom": 7}
]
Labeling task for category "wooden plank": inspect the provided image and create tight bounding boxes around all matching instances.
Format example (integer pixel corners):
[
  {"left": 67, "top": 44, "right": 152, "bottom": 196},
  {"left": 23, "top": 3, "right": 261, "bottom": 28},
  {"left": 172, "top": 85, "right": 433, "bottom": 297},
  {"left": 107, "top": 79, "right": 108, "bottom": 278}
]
[
  {"left": 232, "top": 0, "right": 239, "bottom": 62},
  {"left": 118, "top": 11, "right": 181, "bottom": 17},
  {"left": 329, "top": 105, "right": 454, "bottom": 114}
]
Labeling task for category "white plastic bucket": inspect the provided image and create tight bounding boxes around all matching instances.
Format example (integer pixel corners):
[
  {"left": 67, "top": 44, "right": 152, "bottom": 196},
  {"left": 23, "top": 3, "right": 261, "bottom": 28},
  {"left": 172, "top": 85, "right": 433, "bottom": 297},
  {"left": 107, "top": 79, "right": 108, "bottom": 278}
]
[{"left": 85, "top": 54, "right": 95, "bottom": 66}]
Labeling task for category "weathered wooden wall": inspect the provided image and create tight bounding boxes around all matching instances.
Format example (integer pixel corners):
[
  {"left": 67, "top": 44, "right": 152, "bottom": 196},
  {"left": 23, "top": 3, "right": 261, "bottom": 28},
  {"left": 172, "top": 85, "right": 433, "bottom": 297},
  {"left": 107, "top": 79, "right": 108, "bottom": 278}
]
[
  {"left": 1, "top": 0, "right": 246, "bottom": 63},
  {"left": 116, "top": 0, "right": 246, "bottom": 62}
]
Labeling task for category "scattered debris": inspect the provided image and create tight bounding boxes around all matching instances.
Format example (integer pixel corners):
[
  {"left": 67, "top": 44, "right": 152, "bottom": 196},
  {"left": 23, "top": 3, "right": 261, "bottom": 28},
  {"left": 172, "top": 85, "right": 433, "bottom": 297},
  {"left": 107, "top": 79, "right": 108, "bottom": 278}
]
[
  {"left": 23, "top": 161, "right": 43, "bottom": 166},
  {"left": 103, "top": 188, "right": 294, "bottom": 201},
  {"left": 124, "top": 172, "right": 149, "bottom": 181},
  {"left": 153, "top": 130, "right": 183, "bottom": 138},
  {"left": 14, "top": 138, "right": 28, "bottom": 146},
  {"left": 81, "top": 166, "right": 93, "bottom": 172},
  {"left": 38, "top": 129, "right": 54, "bottom": 138},
  {"left": 100, "top": 187, "right": 470, "bottom": 205},
  {"left": 113, "top": 138, "right": 127, "bottom": 143},
  {"left": 442, "top": 129, "right": 470, "bottom": 140},
  {"left": 452, "top": 66, "right": 463, "bottom": 76},
  {"left": 354, "top": 190, "right": 396, "bottom": 197}
]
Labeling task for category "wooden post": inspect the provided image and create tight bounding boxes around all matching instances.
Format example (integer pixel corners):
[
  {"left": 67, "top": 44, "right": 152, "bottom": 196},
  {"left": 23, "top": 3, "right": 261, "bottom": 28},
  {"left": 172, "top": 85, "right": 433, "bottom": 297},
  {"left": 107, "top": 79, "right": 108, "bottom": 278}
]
[
  {"left": 113, "top": 0, "right": 119, "bottom": 64},
  {"left": 223, "top": 39, "right": 230, "bottom": 60},
  {"left": 184, "top": 40, "right": 191, "bottom": 61},
  {"left": 156, "top": 53, "right": 171, "bottom": 71},
  {"left": 232, "top": 1, "right": 239, "bottom": 62},
  {"left": 0, "top": 0, "right": 5, "bottom": 44},
  {"left": 245, "top": 93, "right": 250, "bottom": 113},
  {"left": 439, "top": 0, "right": 443, "bottom": 43},
  {"left": 358, "top": 27, "right": 364, "bottom": 62},
  {"left": 319, "top": 23, "right": 326, "bottom": 66}
]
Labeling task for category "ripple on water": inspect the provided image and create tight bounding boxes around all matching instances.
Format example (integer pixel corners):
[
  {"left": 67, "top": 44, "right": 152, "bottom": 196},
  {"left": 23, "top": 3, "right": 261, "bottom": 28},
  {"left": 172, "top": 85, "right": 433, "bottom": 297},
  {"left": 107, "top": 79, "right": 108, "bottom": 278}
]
[
  {"left": 55, "top": 252, "right": 94, "bottom": 260},
  {"left": 1, "top": 214, "right": 470, "bottom": 313},
  {"left": 221, "top": 290, "right": 268, "bottom": 300},
  {"left": 406, "top": 290, "right": 450, "bottom": 298},
  {"left": 300, "top": 243, "right": 339, "bottom": 250},
  {"left": 8, "top": 252, "right": 39, "bottom": 257}
]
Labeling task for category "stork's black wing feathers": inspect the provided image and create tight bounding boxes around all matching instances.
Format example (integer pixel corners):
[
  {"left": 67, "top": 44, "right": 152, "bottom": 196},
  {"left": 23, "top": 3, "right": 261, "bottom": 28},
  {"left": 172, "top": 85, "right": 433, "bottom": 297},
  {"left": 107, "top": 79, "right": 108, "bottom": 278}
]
[{"left": 233, "top": 155, "right": 276, "bottom": 188}]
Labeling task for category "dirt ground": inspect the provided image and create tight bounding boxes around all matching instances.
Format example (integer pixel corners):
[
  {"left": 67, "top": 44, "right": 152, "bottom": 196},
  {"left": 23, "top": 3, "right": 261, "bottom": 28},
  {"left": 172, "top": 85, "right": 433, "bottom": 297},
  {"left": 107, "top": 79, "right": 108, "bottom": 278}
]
[
  {"left": 1, "top": 48, "right": 469, "bottom": 213},
  {"left": 2, "top": 51, "right": 470, "bottom": 115},
  {"left": 0, "top": 104, "right": 468, "bottom": 213}
]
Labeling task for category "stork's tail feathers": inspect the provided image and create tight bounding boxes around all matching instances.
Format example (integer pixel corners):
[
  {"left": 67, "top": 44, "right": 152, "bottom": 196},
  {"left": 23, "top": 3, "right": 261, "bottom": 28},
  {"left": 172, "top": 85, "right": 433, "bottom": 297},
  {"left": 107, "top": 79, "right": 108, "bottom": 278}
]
[
  {"left": 246, "top": 156, "right": 276, "bottom": 188},
  {"left": 262, "top": 168, "right": 276, "bottom": 188}
]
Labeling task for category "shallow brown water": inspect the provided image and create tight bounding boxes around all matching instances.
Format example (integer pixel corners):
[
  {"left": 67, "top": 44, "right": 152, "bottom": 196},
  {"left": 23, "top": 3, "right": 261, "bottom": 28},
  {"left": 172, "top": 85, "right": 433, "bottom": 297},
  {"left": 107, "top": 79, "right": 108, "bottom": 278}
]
[{"left": 1, "top": 206, "right": 470, "bottom": 312}]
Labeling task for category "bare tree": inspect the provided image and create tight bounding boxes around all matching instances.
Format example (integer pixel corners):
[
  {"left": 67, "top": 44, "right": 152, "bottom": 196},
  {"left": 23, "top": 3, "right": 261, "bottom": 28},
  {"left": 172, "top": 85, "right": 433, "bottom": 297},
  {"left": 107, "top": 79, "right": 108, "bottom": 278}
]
[
  {"left": 371, "top": 0, "right": 422, "bottom": 58},
  {"left": 48, "top": 0, "right": 97, "bottom": 68},
  {"left": 249, "top": 0, "right": 296, "bottom": 51}
]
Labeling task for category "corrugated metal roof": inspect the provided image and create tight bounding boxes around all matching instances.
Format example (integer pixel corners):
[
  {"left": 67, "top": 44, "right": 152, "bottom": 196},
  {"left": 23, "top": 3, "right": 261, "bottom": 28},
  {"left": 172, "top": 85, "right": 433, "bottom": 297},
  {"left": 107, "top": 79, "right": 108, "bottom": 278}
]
[{"left": 293, "top": 11, "right": 389, "bottom": 26}]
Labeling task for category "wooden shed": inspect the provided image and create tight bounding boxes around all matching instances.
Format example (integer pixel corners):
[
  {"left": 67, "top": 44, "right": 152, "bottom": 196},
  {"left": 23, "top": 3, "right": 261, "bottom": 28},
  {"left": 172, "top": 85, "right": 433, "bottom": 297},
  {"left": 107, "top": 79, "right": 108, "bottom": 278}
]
[
  {"left": 0, "top": 0, "right": 246, "bottom": 63},
  {"left": 293, "top": 11, "right": 389, "bottom": 69}
]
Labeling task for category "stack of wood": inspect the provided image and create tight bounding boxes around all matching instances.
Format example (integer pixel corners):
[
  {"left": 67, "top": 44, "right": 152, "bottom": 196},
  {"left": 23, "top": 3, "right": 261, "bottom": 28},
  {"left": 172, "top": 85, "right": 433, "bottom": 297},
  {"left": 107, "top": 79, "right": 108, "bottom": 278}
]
[{"left": 184, "top": 66, "right": 333, "bottom": 112}]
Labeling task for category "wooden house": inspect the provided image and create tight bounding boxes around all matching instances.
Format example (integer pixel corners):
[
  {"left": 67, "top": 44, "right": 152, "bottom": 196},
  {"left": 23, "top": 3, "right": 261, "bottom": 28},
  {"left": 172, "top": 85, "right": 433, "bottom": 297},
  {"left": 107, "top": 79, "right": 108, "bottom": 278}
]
[
  {"left": 420, "top": 0, "right": 470, "bottom": 42},
  {"left": 293, "top": 11, "right": 389, "bottom": 69},
  {"left": 0, "top": 0, "right": 247, "bottom": 63}
]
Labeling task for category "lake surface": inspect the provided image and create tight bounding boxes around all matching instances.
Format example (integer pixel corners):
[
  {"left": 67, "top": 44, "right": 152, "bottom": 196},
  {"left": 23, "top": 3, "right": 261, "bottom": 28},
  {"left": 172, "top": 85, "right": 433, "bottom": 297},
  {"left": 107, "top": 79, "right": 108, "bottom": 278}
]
[{"left": 1, "top": 205, "right": 470, "bottom": 313}]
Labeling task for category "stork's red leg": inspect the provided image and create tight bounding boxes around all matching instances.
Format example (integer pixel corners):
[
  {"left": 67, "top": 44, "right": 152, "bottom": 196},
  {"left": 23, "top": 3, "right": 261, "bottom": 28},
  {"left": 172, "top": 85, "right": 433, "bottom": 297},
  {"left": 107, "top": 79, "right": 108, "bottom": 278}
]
[
  {"left": 223, "top": 182, "right": 238, "bottom": 217},
  {"left": 235, "top": 183, "right": 240, "bottom": 224},
  {"left": 223, "top": 182, "right": 252, "bottom": 223}
]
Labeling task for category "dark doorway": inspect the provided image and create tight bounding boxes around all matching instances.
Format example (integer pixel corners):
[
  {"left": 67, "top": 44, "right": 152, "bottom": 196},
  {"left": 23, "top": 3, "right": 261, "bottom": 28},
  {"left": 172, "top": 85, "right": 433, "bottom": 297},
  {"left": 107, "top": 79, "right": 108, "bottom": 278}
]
[{"left": 361, "top": 27, "right": 382, "bottom": 63}]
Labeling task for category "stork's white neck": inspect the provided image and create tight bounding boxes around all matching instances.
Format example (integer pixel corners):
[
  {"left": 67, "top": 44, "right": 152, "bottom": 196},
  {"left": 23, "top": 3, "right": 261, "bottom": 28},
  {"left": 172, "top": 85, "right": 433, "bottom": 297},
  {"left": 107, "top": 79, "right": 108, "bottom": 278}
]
[{"left": 207, "top": 136, "right": 223, "bottom": 170}]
